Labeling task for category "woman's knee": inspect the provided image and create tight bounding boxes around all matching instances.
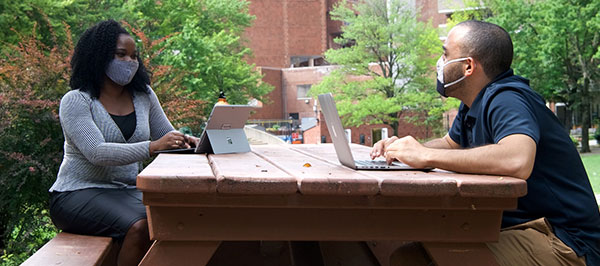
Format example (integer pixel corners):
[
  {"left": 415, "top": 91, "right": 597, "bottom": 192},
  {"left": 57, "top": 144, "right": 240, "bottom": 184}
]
[{"left": 126, "top": 219, "right": 149, "bottom": 240}]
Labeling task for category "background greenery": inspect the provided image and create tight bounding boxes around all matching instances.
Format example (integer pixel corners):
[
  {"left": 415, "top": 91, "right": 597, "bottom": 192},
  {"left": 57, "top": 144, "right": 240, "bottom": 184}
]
[
  {"left": 1, "top": 0, "right": 599, "bottom": 264},
  {"left": 582, "top": 153, "right": 600, "bottom": 195},
  {"left": 453, "top": 0, "right": 600, "bottom": 152},
  {"left": 0, "top": 0, "right": 271, "bottom": 264},
  {"left": 310, "top": 0, "right": 457, "bottom": 137}
]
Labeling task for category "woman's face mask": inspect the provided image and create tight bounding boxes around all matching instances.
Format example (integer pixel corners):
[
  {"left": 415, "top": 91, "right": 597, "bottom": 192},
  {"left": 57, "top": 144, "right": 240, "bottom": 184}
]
[
  {"left": 105, "top": 58, "right": 139, "bottom": 86},
  {"left": 436, "top": 56, "right": 469, "bottom": 97}
]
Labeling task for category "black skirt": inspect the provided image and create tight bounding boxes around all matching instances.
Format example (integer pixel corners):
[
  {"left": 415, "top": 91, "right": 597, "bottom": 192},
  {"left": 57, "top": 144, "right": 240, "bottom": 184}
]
[{"left": 49, "top": 187, "right": 147, "bottom": 241}]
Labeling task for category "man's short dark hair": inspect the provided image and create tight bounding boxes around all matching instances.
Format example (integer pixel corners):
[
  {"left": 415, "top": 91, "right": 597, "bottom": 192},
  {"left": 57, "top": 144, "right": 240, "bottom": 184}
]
[
  {"left": 456, "top": 20, "right": 513, "bottom": 80},
  {"left": 70, "top": 19, "right": 150, "bottom": 98}
]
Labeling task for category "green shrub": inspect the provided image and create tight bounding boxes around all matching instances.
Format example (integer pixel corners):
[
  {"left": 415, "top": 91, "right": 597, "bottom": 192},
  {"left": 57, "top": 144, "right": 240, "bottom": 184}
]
[
  {"left": 0, "top": 21, "right": 202, "bottom": 264},
  {"left": 0, "top": 23, "right": 69, "bottom": 264},
  {"left": 0, "top": 210, "right": 58, "bottom": 265},
  {"left": 571, "top": 135, "right": 580, "bottom": 148}
]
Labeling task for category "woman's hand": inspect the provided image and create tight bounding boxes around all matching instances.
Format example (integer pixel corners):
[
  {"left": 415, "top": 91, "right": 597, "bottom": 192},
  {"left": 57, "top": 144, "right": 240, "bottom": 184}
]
[
  {"left": 149, "top": 131, "right": 188, "bottom": 155},
  {"left": 184, "top": 134, "right": 200, "bottom": 148}
]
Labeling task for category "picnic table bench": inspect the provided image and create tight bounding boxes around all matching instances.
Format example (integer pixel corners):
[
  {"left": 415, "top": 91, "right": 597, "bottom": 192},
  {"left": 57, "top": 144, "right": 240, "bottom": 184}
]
[
  {"left": 22, "top": 232, "right": 117, "bottom": 266},
  {"left": 137, "top": 143, "right": 527, "bottom": 266}
]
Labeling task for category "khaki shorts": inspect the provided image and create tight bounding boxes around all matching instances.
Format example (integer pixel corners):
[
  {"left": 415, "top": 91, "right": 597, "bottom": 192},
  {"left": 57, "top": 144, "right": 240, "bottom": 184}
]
[
  {"left": 389, "top": 218, "right": 585, "bottom": 266},
  {"left": 487, "top": 217, "right": 586, "bottom": 266}
]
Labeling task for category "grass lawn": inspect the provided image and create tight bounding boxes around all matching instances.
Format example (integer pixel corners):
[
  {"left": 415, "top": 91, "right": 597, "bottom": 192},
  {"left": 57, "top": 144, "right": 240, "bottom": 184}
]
[{"left": 581, "top": 153, "right": 600, "bottom": 195}]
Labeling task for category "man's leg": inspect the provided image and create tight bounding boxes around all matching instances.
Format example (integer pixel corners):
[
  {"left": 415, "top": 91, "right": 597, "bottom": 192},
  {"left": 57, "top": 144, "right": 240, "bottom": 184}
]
[{"left": 486, "top": 218, "right": 586, "bottom": 266}]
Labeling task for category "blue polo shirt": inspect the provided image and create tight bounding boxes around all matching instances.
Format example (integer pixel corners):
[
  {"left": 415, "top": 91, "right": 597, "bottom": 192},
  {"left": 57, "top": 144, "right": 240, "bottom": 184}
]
[{"left": 449, "top": 69, "right": 600, "bottom": 264}]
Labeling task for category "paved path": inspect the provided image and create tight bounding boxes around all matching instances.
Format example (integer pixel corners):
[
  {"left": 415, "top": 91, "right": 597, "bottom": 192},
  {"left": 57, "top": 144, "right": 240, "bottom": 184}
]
[{"left": 579, "top": 143, "right": 600, "bottom": 156}]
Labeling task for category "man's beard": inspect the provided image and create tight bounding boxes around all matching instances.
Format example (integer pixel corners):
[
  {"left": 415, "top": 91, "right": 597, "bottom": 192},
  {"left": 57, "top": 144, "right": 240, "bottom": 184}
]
[{"left": 443, "top": 66, "right": 466, "bottom": 97}]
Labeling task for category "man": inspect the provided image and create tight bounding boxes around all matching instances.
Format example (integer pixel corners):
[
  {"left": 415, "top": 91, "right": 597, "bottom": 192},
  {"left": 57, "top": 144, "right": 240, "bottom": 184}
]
[{"left": 372, "top": 20, "right": 600, "bottom": 265}]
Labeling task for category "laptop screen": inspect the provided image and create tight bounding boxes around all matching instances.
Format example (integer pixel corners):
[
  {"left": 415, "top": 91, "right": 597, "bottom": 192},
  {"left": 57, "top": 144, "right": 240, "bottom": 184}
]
[{"left": 317, "top": 93, "right": 358, "bottom": 168}]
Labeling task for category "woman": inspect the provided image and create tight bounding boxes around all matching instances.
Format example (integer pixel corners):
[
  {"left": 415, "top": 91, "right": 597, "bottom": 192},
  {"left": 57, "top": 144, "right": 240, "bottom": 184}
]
[{"left": 49, "top": 20, "right": 196, "bottom": 266}]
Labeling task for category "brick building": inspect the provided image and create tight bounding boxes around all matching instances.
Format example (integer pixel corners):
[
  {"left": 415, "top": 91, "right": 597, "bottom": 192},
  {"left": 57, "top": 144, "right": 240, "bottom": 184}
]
[{"left": 244, "top": 0, "right": 453, "bottom": 145}]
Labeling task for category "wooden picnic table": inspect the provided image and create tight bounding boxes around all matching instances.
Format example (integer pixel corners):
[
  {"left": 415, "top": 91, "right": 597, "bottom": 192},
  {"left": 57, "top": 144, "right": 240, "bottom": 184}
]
[{"left": 137, "top": 144, "right": 527, "bottom": 266}]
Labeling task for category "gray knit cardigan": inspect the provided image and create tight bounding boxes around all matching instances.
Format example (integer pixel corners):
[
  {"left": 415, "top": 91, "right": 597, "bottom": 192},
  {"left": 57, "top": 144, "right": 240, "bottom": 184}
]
[{"left": 49, "top": 87, "right": 174, "bottom": 192}]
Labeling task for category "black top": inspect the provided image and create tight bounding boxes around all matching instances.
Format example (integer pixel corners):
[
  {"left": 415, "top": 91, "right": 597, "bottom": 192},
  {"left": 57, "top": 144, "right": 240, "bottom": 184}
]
[
  {"left": 110, "top": 112, "right": 136, "bottom": 141},
  {"left": 449, "top": 70, "right": 600, "bottom": 265}
]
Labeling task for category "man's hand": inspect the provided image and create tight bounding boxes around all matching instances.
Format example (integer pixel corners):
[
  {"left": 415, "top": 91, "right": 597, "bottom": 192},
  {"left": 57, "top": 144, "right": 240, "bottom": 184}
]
[
  {"left": 384, "top": 136, "right": 430, "bottom": 168},
  {"left": 370, "top": 136, "right": 398, "bottom": 159}
]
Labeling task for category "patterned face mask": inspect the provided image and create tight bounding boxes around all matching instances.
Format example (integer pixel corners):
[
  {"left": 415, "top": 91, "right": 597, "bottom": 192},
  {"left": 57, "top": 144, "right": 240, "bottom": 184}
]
[{"left": 105, "top": 59, "right": 139, "bottom": 86}]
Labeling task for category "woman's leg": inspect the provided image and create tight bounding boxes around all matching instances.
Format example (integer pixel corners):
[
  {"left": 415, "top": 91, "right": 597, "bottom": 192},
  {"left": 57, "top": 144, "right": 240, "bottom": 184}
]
[
  {"left": 49, "top": 188, "right": 150, "bottom": 265},
  {"left": 118, "top": 219, "right": 152, "bottom": 266}
]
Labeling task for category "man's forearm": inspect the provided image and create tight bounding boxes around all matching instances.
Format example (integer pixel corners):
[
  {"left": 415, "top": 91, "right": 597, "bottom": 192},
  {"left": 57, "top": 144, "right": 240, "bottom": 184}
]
[
  {"left": 423, "top": 134, "right": 458, "bottom": 149},
  {"left": 423, "top": 135, "right": 536, "bottom": 179},
  {"left": 385, "top": 134, "right": 536, "bottom": 180},
  {"left": 423, "top": 138, "right": 450, "bottom": 149}
]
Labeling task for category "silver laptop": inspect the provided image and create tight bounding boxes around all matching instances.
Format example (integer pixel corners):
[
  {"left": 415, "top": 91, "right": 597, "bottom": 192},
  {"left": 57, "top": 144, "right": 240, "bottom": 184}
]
[
  {"left": 318, "top": 93, "right": 428, "bottom": 170},
  {"left": 156, "top": 105, "right": 253, "bottom": 154}
]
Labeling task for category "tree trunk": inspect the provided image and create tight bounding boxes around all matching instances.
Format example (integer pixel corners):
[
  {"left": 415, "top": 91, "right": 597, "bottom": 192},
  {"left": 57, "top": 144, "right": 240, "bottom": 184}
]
[
  {"left": 581, "top": 103, "right": 591, "bottom": 153},
  {"left": 391, "top": 119, "right": 399, "bottom": 139},
  {"left": 580, "top": 79, "right": 591, "bottom": 153}
]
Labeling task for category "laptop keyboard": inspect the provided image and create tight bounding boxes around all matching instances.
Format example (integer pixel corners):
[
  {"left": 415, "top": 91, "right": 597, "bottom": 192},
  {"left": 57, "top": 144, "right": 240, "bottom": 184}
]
[{"left": 355, "top": 160, "right": 408, "bottom": 169}]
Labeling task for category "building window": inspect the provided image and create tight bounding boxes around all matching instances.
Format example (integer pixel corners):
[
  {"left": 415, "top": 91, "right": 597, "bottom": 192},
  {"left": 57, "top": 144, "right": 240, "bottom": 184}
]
[
  {"left": 290, "top": 56, "right": 325, "bottom": 67},
  {"left": 297, "top": 84, "right": 311, "bottom": 99},
  {"left": 321, "top": 135, "right": 327, "bottom": 143},
  {"left": 372, "top": 128, "right": 382, "bottom": 145},
  {"left": 359, "top": 134, "right": 365, "bottom": 145},
  {"left": 381, "top": 128, "right": 388, "bottom": 139}
]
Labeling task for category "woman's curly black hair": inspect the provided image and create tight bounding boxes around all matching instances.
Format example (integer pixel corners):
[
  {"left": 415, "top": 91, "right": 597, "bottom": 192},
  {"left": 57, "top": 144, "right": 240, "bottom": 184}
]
[{"left": 69, "top": 19, "right": 150, "bottom": 98}]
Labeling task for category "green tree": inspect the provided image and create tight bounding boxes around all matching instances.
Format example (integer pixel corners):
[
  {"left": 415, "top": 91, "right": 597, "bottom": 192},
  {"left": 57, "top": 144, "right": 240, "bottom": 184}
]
[
  {"left": 0, "top": 0, "right": 127, "bottom": 54},
  {"left": 0, "top": 1, "right": 271, "bottom": 263},
  {"left": 1, "top": 1, "right": 271, "bottom": 127},
  {"left": 443, "top": 0, "right": 492, "bottom": 31},
  {"left": 483, "top": 0, "right": 600, "bottom": 152},
  {"left": 123, "top": 0, "right": 273, "bottom": 120},
  {"left": 310, "top": 0, "right": 448, "bottom": 136}
]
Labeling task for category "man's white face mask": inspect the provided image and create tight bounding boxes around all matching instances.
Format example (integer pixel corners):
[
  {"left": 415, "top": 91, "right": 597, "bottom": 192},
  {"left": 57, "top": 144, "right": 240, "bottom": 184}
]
[{"left": 436, "top": 56, "right": 469, "bottom": 97}]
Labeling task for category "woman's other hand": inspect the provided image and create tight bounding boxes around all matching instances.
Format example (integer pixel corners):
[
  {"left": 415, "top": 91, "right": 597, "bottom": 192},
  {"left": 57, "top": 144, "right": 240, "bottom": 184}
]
[
  {"left": 184, "top": 134, "right": 200, "bottom": 148},
  {"left": 149, "top": 131, "right": 188, "bottom": 155}
]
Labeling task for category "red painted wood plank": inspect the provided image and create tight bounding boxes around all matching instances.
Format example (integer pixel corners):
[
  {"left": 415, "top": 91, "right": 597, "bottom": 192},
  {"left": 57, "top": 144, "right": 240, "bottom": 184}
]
[
  {"left": 252, "top": 145, "right": 380, "bottom": 195},
  {"left": 139, "top": 240, "right": 220, "bottom": 266},
  {"left": 137, "top": 154, "right": 216, "bottom": 193},
  {"left": 423, "top": 242, "right": 500, "bottom": 266},
  {"left": 292, "top": 144, "right": 526, "bottom": 198},
  {"left": 291, "top": 144, "right": 459, "bottom": 196},
  {"left": 453, "top": 173, "right": 527, "bottom": 198},
  {"left": 209, "top": 152, "right": 298, "bottom": 194},
  {"left": 22, "top": 232, "right": 113, "bottom": 266},
  {"left": 146, "top": 205, "right": 502, "bottom": 242}
]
